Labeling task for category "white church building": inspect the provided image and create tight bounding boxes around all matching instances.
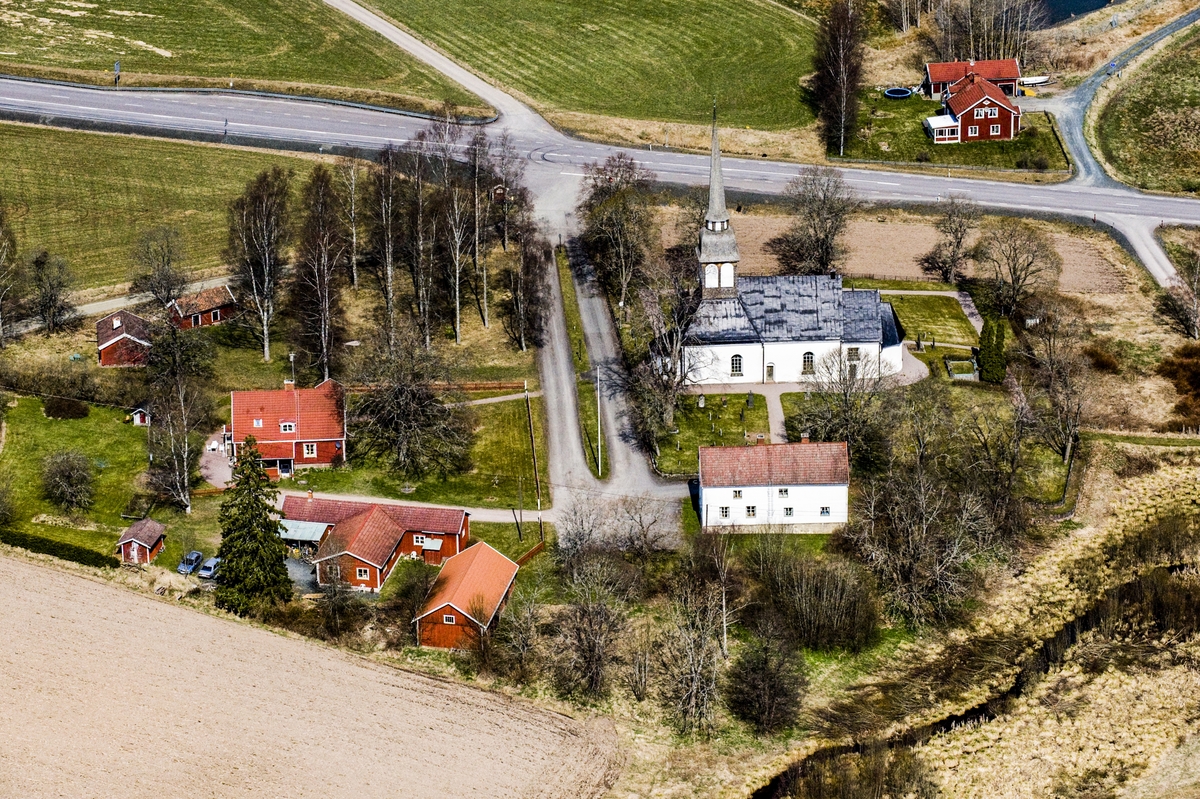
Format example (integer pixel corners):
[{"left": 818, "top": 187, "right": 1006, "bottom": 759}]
[{"left": 683, "top": 124, "right": 904, "bottom": 386}]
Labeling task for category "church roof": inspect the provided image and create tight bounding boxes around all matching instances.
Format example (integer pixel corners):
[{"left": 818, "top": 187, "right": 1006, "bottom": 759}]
[
  {"left": 698, "top": 118, "right": 740, "bottom": 265},
  {"left": 698, "top": 228, "right": 741, "bottom": 264},
  {"left": 685, "top": 276, "right": 892, "bottom": 347},
  {"left": 705, "top": 115, "right": 730, "bottom": 226}
]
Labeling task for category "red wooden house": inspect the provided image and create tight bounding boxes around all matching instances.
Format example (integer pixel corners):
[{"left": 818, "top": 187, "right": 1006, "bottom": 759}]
[
  {"left": 283, "top": 494, "right": 470, "bottom": 578},
  {"left": 115, "top": 518, "right": 166, "bottom": 564},
  {"left": 415, "top": 543, "right": 519, "bottom": 649},
  {"left": 96, "top": 310, "right": 152, "bottom": 367},
  {"left": 228, "top": 380, "right": 345, "bottom": 479},
  {"left": 168, "top": 285, "right": 237, "bottom": 329},
  {"left": 923, "top": 58, "right": 1021, "bottom": 98},
  {"left": 924, "top": 74, "right": 1021, "bottom": 144}
]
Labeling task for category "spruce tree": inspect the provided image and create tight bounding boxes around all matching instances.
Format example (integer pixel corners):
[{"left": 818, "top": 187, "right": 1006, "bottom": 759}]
[
  {"left": 215, "top": 437, "right": 291, "bottom": 615},
  {"left": 980, "top": 320, "right": 1008, "bottom": 384}
]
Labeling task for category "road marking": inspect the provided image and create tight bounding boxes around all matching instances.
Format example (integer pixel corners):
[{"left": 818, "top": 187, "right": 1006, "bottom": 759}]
[
  {"left": 875, "top": 181, "right": 901, "bottom": 186},
  {"left": 560, "top": 172, "right": 588, "bottom": 177}
]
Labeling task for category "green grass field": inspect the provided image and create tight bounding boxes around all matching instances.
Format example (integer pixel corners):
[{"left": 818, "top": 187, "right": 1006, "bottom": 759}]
[
  {"left": 655, "top": 392, "right": 771, "bottom": 476},
  {"left": 844, "top": 277, "right": 955, "bottom": 292},
  {"left": 1097, "top": 28, "right": 1200, "bottom": 193},
  {"left": 365, "top": 0, "right": 816, "bottom": 129},
  {"left": 280, "top": 396, "right": 552, "bottom": 509},
  {"left": 885, "top": 294, "right": 978, "bottom": 347},
  {"left": 0, "top": 397, "right": 148, "bottom": 554},
  {"left": 0, "top": 123, "right": 317, "bottom": 290},
  {"left": 0, "top": 0, "right": 482, "bottom": 114},
  {"left": 842, "top": 93, "right": 1068, "bottom": 171}
]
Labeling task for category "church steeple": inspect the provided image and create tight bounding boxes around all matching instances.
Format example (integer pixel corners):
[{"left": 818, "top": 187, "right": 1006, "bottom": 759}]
[{"left": 697, "top": 110, "right": 740, "bottom": 299}]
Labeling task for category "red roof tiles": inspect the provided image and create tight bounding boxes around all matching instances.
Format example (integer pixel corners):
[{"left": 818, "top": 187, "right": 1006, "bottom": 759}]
[
  {"left": 945, "top": 74, "right": 1020, "bottom": 117},
  {"left": 416, "top": 543, "right": 518, "bottom": 627},
  {"left": 926, "top": 58, "right": 1020, "bottom": 85},
  {"left": 171, "top": 285, "right": 236, "bottom": 317},
  {"left": 282, "top": 496, "right": 467, "bottom": 537},
  {"left": 699, "top": 442, "right": 849, "bottom": 488},
  {"left": 314, "top": 506, "right": 404, "bottom": 569},
  {"left": 231, "top": 379, "right": 344, "bottom": 445}
]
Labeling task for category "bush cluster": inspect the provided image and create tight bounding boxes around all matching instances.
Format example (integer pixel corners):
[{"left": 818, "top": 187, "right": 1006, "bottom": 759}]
[
  {"left": 43, "top": 396, "right": 90, "bottom": 419},
  {"left": 41, "top": 450, "right": 95, "bottom": 511},
  {"left": 978, "top": 318, "right": 1007, "bottom": 384},
  {"left": 0, "top": 527, "right": 119, "bottom": 569}
]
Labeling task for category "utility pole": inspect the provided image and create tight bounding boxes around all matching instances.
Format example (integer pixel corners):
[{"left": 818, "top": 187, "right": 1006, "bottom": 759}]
[{"left": 597, "top": 372, "right": 602, "bottom": 478}]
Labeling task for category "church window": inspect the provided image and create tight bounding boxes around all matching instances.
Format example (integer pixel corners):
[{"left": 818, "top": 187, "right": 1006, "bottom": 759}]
[
  {"left": 730, "top": 354, "right": 743, "bottom": 376},
  {"left": 802, "top": 352, "right": 815, "bottom": 374},
  {"left": 720, "top": 262, "right": 735, "bottom": 288},
  {"left": 847, "top": 347, "right": 860, "bottom": 362},
  {"left": 705, "top": 264, "right": 718, "bottom": 288}
]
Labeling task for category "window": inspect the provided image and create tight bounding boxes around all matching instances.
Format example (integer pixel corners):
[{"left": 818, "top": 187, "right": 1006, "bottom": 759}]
[
  {"left": 746, "top": 506, "right": 757, "bottom": 518},
  {"left": 988, "top": 107, "right": 999, "bottom": 118},
  {"left": 191, "top": 314, "right": 201, "bottom": 327},
  {"left": 732, "top": 490, "right": 742, "bottom": 499},
  {"left": 280, "top": 422, "right": 296, "bottom": 433},
  {"left": 847, "top": 347, "right": 860, "bottom": 362},
  {"left": 990, "top": 124, "right": 1001, "bottom": 135},
  {"left": 413, "top": 534, "right": 427, "bottom": 547},
  {"left": 968, "top": 125, "right": 979, "bottom": 137},
  {"left": 112, "top": 317, "right": 122, "bottom": 329},
  {"left": 719, "top": 507, "right": 730, "bottom": 519},
  {"left": 356, "top": 567, "right": 369, "bottom": 580},
  {"left": 730, "top": 354, "right": 743, "bottom": 377},
  {"left": 778, "top": 488, "right": 789, "bottom": 498},
  {"left": 820, "top": 507, "right": 831, "bottom": 517},
  {"left": 784, "top": 507, "right": 794, "bottom": 517},
  {"left": 327, "top": 564, "right": 340, "bottom": 579},
  {"left": 211, "top": 309, "right": 221, "bottom": 322},
  {"left": 253, "top": 419, "right": 263, "bottom": 428},
  {"left": 443, "top": 614, "right": 456, "bottom": 625},
  {"left": 975, "top": 108, "right": 985, "bottom": 119},
  {"left": 303, "top": 443, "right": 317, "bottom": 458},
  {"left": 802, "top": 352, "right": 815, "bottom": 375}
]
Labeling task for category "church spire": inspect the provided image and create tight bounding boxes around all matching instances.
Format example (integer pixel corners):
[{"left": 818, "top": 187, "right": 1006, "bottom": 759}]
[{"left": 705, "top": 109, "right": 731, "bottom": 229}]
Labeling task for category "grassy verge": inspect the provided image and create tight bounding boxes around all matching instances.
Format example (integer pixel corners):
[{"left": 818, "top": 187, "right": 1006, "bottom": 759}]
[
  {"left": 845, "top": 277, "right": 955, "bottom": 291},
  {"left": 655, "top": 392, "right": 770, "bottom": 476},
  {"left": 577, "top": 379, "right": 608, "bottom": 478},
  {"left": 0, "top": 0, "right": 484, "bottom": 115},
  {"left": 363, "top": 0, "right": 816, "bottom": 129},
  {"left": 0, "top": 123, "right": 317, "bottom": 291},
  {"left": 280, "top": 396, "right": 552, "bottom": 509},
  {"left": 842, "top": 92, "right": 1068, "bottom": 171},
  {"left": 557, "top": 246, "right": 607, "bottom": 479},
  {"left": 1096, "top": 27, "right": 1200, "bottom": 193},
  {"left": 0, "top": 397, "right": 148, "bottom": 555},
  {"left": 886, "top": 294, "right": 978, "bottom": 346}
]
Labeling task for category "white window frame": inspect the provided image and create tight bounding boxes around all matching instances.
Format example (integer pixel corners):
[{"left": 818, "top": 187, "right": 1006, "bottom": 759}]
[
  {"left": 802, "top": 352, "right": 815, "bottom": 375},
  {"left": 745, "top": 506, "right": 757, "bottom": 518},
  {"left": 847, "top": 347, "right": 860, "bottom": 362},
  {"left": 990, "top": 124, "right": 1001, "bottom": 135},
  {"left": 732, "top": 489, "right": 742, "bottom": 499},
  {"left": 356, "top": 567, "right": 369, "bottom": 580},
  {"left": 778, "top": 488, "right": 789, "bottom": 498},
  {"left": 191, "top": 314, "right": 201, "bottom": 327},
  {"left": 718, "top": 506, "right": 730, "bottom": 519},
  {"left": 443, "top": 614, "right": 456, "bottom": 625},
  {"left": 820, "top": 507, "right": 831, "bottom": 517},
  {"left": 730, "top": 354, "right": 743, "bottom": 377},
  {"left": 784, "top": 507, "right": 794, "bottom": 517},
  {"left": 968, "top": 125, "right": 979, "bottom": 137},
  {"left": 413, "top": 534, "right": 427, "bottom": 547},
  {"left": 303, "top": 443, "right": 317, "bottom": 458},
  {"left": 988, "top": 107, "right": 999, "bottom": 118},
  {"left": 974, "top": 108, "right": 985, "bottom": 119},
  {"left": 211, "top": 309, "right": 221, "bottom": 322},
  {"left": 280, "top": 422, "right": 296, "bottom": 433},
  {"left": 253, "top": 419, "right": 263, "bottom": 428}
]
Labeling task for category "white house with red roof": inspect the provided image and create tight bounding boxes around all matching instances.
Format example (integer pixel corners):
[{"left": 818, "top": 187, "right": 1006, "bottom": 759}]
[
  {"left": 923, "top": 72, "right": 1022, "bottom": 144},
  {"left": 282, "top": 495, "right": 470, "bottom": 588},
  {"left": 923, "top": 58, "right": 1021, "bottom": 98},
  {"left": 228, "top": 379, "right": 345, "bottom": 479},
  {"left": 415, "top": 542, "right": 519, "bottom": 649},
  {"left": 698, "top": 440, "right": 850, "bottom": 531}
]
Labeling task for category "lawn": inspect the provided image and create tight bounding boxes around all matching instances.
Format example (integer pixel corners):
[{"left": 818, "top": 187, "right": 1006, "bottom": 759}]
[
  {"left": 364, "top": 0, "right": 817, "bottom": 129},
  {"left": 841, "top": 92, "right": 1069, "bottom": 171},
  {"left": 655, "top": 392, "right": 771, "bottom": 476},
  {"left": 577, "top": 379, "right": 608, "bottom": 479},
  {"left": 279, "top": 396, "right": 552, "bottom": 509},
  {"left": 0, "top": 397, "right": 148, "bottom": 554},
  {"left": 0, "top": 0, "right": 483, "bottom": 115},
  {"left": 558, "top": 247, "right": 607, "bottom": 479},
  {"left": 844, "top": 277, "right": 955, "bottom": 292},
  {"left": 0, "top": 123, "right": 317, "bottom": 291},
  {"left": 885, "top": 293, "right": 978, "bottom": 347},
  {"left": 1096, "top": 27, "right": 1200, "bottom": 193}
]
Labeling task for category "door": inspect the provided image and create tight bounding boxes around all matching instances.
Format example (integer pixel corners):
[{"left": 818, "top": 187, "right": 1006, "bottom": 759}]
[
  {"left": 766, "top": 364, "right": 775, "bottom": 382},
  {"left": 279, "top": 459, "right": 293, "bottom": 478}
]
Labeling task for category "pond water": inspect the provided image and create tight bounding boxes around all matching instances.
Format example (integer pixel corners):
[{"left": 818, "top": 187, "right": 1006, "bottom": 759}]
[{"left": 1044, "top": 0, "right": 1120, "bottom": 24}]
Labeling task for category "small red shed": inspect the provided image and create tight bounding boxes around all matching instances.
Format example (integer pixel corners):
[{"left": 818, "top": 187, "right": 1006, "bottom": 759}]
[
  {"left": 115, "top": 518, "right": 166, "bottom": 565},
  {"left": 96, "top": 310, "right": 152, "bottom": 367},
  {"left": 415, "top": 543, "right": 519, "bottom": 650},
  {"left": 168, "top": 285, "right": 237, "bottom": 329}
]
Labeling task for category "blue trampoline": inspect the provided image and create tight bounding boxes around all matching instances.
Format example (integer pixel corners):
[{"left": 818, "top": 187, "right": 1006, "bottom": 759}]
[{"left": 883, "top": 87, "right": 912, "bottom": 99}]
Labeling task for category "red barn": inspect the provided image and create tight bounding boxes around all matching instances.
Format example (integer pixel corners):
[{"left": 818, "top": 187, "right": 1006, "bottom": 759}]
[
  {"left": 924, "top": 74, "right": 1021, "bottom": 144},
  {"left": 924, "top": 58, "right": 1020, "bottom": 98},
  {"left": 229, "top": 380, "right": 346, "bottom": 479},
  {"left": 415, "top": 543, "right": 519, "bottom": 650},
  {"left": 115, "top": 518, "right": 166, "bottom": 565},
  {"left": 283, "top": 494, "right": 469, "bottom": 571},
  {"left": 96, "top": 310, "right": 151, "bottom": 367},
  {"left": 168, "top": 285, "right": 237, "bottom": 329}
]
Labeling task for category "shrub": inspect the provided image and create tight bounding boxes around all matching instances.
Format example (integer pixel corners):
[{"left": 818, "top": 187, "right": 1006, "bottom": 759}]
[
  {"left": 1033, "top": 154, "right": 1050, "bottom": 171},
  {"left": 915, "top": 150, "right": 931, "bottom": 163},
  {"left": 43, "top": 396, "right": 90, "bottom": 419},
  {"left": 1015, "top": 154, "right": 1032, "bottom": 169},
  {"left": 763, "top": 552, "right": 879, "bottom": 652},
  {"left": 1181, "top": 178, "right": 1200, "bottom": 193},
  {"left": 1083, "top": 341, "right": 1121, "bottom": 373},
  {"left": 41, "top": 450, "right": 95, "bottom": 511},
  {"left": 0, "top": 477, "right": 14, "bottom": 529},
  {"left": 1023, "top": 124, "right": 1041, "bottom": 137},
  {"left": 0, "top": 527, "right": 119, "bottom": 569},
  {"left": 724, "top": 623, "right": 807, "bottom": 734}
]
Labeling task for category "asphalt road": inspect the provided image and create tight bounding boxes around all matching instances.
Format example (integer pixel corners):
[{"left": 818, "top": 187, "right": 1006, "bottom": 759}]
[{"left": 3, "top": 0, "right": 1198, "bottom": 506}]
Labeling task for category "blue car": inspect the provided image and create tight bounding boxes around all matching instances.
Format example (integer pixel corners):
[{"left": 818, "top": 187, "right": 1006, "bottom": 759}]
[
  {"left": 197, "top": 557, "right": 221, "bottom": 580},
  {"left": 177, "top": 550, "right": 204, "bottom": 575}
]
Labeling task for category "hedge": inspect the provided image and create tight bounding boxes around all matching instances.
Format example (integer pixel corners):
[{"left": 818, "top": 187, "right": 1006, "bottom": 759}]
[{"left": 0, "top": 527, "right": 120, "bottom": 569}]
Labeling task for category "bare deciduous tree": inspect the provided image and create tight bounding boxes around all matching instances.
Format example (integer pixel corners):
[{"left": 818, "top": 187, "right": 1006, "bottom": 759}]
[
  {"left": 42, "top": 450, "right": 94, "bottom": 511},
  {"left": 614, "top": 494, "right": 672, "bottom": 574},
  {"left": 555, "top": 498, "right": 612, "bottom": 571},
  {"left": 766, "top": 167, "right": 859, "bottom": 275},
  {"left": 578, "top": 153, "right": 656, "bottom": 318},
  {"left": 131, "top": 226, "right": 188, "bottom": 310},
  {"left": 1022, "top": 301, "right": 1091, "bottom": 463},
  {"left": 466, "top": 129, "right": 494, "bottom": 327},
  {"left": 0, "top": 196, "right": 20, "bottom": 348},
  {"left": 919, "top": 197, "right": 979, "bottom": 283},
  {"left": 974, "top": 220, "right": 1061, "bottom": 316},
  {"left": 499, "top": 214, "right": 549, "bottom": 351},
  {"left": 333, "top": 154, "right": 366, "bottom": 289},
  {"left": 931, "top": 0, "right": 1046, "bottom": 64},
  {"left": 1157, "top": 237, "right": 1200, "bottom": 340},
  {"left": 552, "top": 557, "right": 628, "bottom": 698},
  {"left": 786, "top": 348, "right": 893, "bottom": 471},
  {"left": 26, "top": 250, "right": 76, "bottom": 335},
  {"left": 813, "top": 0, "right": 865, "bottom": 157},
  {"left": 657, "top": 582, "right": 724, "bottom": 735},
  {"left": 498, "top": 585, "right": 541, "bottom": 684},
  {"left": 441, "top": 181, "right": 473, "bottom": 345},
  {"left": 292, "top": 164, "right": 349, "bottom": 381},
  {"left": 365, "top": 145, "right": 407, "bottom": 355},
  {"left": 227, "top": 167, "right": 293, "bottom": 361}
]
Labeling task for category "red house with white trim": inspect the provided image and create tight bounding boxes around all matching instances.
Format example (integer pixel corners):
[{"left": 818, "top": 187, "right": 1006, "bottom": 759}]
[
  {"left": 96, "top": 310, "right": 151, "bottom": 367},
  {"left": 115, "top": 518, "right": 166, "bottom": 564},
  {"left": 169, "top": 285, "right": 237, "bottom": 329},
  {"left": 228, "top": 379, "right": 345, "bottom": 479},
  {"left": 282, "top": 495, "right": 470, "bottom": 587},
  {"left": 415, "top": 542, "right": 519, "bottom": 649},
  {"left": 923, "top": 58, "right": 1021, "bottom": 98},
  {"left": 924, "top": 73, "right": 1021, "bottom": 144}
]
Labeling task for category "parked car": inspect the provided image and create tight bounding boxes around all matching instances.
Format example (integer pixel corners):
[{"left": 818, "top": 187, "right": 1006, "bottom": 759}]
[
  {"left": 197, "top": 557, "right": 220, "bottom": 580},
  {"left": 177, "top": 550, "right": 204, "bottom": 575}
]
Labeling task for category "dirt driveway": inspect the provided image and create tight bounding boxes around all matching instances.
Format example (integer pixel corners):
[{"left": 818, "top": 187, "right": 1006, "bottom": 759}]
[{"left": 0, "top": 555, "right": 619, "bottom": 799}]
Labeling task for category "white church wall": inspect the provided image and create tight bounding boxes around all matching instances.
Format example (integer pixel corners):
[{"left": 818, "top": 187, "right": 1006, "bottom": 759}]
[
  {"left": 687, "top": 341, "right": 898, "bottom": 385},
  {"left": 699, "top": 483, "right": 849, "bottom": 529}
]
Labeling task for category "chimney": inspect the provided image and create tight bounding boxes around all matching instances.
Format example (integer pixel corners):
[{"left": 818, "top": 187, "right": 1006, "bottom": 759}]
[
  {"left": 801, "top": 433, "right": 811, "bottom": 444},
  {"left": 307, "top": 489, "right": 313, "bottom": 501},
  {"left": 284, "top": 379, "right": 295, "bottom": 390}
]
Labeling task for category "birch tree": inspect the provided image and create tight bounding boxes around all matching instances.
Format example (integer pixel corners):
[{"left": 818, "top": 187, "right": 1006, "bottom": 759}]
[
  {"left": 293, "top": 164, "right": 349, "bottom": 381},
  {"left": 227, "top": 167, "right": 293, "bottom": 361},
  {"left": 0, "top": 197, "right": 19, "bottom": 348},
  {"left": 813, "top": 0, "right": 864, "bottom": 158},
  {"left": 333, "top": 153, "right": 365, "bottom": 289},
  {"left": 365, "top": 145, "right": 405, "bottom": 355},
  {"left": 467, "top": 129, "right": 493, "bottom": 327},
  {"left": 441, "top": 182, "right": 473, "bottom": 345},
  {"left": 1158, "top": 237, "right": 1200, "bottom": 339}
]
